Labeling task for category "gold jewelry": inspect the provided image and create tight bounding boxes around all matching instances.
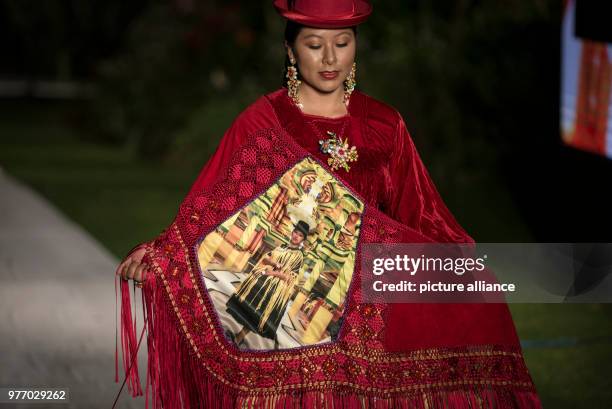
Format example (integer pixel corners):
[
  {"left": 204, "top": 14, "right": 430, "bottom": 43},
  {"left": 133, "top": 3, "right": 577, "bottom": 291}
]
[
  {"left": 135, "top": 280, "right": 144, "bottom": 288},
  {"left": 319, "top": 130, "right": 359, "bottom": 172},
  {"left": 286, "top": 59, "right": 302, "bottom": 108},
  {"left": 343, "top": 62, "right": 357, "bottom": 105}
]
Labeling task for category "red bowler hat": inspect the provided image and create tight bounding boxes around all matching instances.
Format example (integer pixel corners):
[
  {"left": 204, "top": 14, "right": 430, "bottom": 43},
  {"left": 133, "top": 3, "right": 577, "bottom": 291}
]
[{"left": 273, "top": 0, "right": 372, "bottom": 28}]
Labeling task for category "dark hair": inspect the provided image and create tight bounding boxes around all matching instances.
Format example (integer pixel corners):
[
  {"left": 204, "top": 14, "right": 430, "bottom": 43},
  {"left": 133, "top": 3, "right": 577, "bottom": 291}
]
[{"left": 282, "top": 20, "right": 357, "bottom": 87}]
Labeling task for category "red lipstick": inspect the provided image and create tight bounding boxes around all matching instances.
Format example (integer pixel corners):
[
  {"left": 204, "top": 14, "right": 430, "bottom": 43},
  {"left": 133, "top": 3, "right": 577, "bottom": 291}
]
[{"left": 319, "top": 71, "right": 339, "bottom": 80}]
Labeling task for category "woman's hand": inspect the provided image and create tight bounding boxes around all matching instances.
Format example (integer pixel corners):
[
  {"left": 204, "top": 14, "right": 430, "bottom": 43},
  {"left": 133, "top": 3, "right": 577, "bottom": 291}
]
[
  {"left": 264, "top": 269, "right": 291, "bottom": 282},
  {"left": 116, "top": 244, "right": 148, "bottom": 285}
]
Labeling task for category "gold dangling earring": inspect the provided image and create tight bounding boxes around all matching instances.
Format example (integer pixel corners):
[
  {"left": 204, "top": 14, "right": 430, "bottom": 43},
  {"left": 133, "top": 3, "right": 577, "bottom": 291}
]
[
  {"left": 286, "top": 58, "right": 302, "bottom": 108},
  {"left": 343, "top": 62, "right": 357, "bottom": 105}
]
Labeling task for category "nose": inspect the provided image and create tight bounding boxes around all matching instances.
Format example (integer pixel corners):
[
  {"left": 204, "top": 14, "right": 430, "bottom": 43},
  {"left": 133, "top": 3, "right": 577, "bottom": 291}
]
[{"left": 323, "top": 44, "right": 337, "bottom": 66}]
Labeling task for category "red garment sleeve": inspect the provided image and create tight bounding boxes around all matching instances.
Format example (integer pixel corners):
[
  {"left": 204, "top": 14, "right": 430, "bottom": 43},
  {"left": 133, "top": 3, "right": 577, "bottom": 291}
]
[{"left": 385, "top": 113, "right": 475, "bottom": 244}]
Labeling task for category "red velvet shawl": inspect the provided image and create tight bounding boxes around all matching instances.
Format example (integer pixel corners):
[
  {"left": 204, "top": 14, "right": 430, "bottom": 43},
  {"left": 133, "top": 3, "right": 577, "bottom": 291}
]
[{"left": 115, "top": 88, "right": 542, "bottom": 408}]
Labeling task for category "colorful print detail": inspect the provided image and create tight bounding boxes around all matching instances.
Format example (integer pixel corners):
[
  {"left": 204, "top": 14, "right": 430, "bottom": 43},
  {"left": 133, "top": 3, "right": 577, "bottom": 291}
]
[{"left": 319, "top": 131, "right": 359, "bottom": 172}]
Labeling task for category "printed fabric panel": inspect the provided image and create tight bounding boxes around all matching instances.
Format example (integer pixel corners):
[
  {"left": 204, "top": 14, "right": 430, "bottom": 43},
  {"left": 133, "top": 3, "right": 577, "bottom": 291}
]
[{"left": 196, "top": 157, "right": 364, "bottom": 350}]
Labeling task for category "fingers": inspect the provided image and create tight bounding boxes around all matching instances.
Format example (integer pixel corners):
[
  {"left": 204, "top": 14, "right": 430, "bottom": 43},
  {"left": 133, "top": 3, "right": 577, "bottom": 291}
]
[
  {"left": 116, "top": 257, "right": 131, "bottom": 276},
  {"left": 133, "top": 263, "right": 148, "bottom": 283},
  {"left": 125, "top": 259, "right": 140, "bottom": 280},
  {"left": 115, "top": 250, "right": 149, "bottom": 290},
  {"left": 117, "top": 258, "right": 148, "bottom": 281}
]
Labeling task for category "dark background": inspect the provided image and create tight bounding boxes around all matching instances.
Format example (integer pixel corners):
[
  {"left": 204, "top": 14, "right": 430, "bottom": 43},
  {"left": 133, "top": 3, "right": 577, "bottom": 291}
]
[{"left": 2, "top": 1, "right": 610, "bottom": 243}]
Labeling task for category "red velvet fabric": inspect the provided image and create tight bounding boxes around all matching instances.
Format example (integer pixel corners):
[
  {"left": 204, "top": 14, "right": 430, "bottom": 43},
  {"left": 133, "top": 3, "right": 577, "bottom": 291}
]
[
  {"left": 189, "top": 88, "right": 472, "bottom": 246},
  {"left": 186, "top": 88, "right": 523, "bottom": 352}
]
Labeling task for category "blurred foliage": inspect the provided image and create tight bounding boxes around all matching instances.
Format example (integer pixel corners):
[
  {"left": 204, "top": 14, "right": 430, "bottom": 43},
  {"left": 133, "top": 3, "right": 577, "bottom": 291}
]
[
  {"left": 91, "top": 0, "right": 279, "bottom": 160},
  {"left": 358, "top": 1, "right": 559, "bottom": 203},
  {"left": 0, "top": 0, "right": 148, "bottom": 78}
]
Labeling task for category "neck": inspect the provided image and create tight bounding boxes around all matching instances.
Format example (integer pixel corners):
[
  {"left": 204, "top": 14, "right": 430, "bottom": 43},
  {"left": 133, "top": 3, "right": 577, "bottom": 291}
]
[{"left": 297, "top": 83, "right": 348, "bottom": 117}]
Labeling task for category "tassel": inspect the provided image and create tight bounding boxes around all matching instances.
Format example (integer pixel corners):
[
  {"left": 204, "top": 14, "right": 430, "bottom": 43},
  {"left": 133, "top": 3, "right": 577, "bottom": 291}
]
[
  {"left": 114, "top": 242, "right": 149, "bottom": 396},
  {"left": 119, "top": 276, "right": 143, "bottom": 397}
]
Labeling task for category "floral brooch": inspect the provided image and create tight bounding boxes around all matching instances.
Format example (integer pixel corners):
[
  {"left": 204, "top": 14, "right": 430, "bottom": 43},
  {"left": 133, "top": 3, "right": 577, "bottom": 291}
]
[{"left": 318, "top": 131, "right": 359, "bottom": 172}]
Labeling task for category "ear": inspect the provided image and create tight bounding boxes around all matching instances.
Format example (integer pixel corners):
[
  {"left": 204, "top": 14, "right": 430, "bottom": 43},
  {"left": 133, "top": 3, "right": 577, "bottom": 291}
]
[{"left": 284, "top": 41, "right": 296, "bottom": 63}]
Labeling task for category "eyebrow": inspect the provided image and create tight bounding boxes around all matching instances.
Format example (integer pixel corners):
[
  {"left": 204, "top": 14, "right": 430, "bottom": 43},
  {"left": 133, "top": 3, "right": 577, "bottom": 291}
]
[{"left": 302, "top": 31, "right": 352, "bottom": 39}]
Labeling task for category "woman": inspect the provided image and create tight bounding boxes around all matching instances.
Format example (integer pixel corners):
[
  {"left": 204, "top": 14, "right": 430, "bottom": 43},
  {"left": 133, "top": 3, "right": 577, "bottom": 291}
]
[
  {"left": 115, "top": 1, "right": 542, "bottom": 407},
  {"left": 227, "top": 221, "right": 308, "bottom": 346}
]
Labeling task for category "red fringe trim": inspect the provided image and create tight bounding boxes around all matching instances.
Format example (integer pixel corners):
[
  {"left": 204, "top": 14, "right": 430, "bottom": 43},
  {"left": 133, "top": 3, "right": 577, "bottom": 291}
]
[
  {"left": 119, "top": 277, "right": 144, "bottom": 397},
  {"left": 115, "top": 274, "right": 542, "bottom": 409}
]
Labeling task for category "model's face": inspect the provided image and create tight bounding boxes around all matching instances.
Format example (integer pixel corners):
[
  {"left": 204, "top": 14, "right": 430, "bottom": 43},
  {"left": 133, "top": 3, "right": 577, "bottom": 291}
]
[
  {"left": 287, "top": 27, "right": 356, "bottom": 94},
  {"left": 290, "top": 230, "right": 306, "bottom": 245}
]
